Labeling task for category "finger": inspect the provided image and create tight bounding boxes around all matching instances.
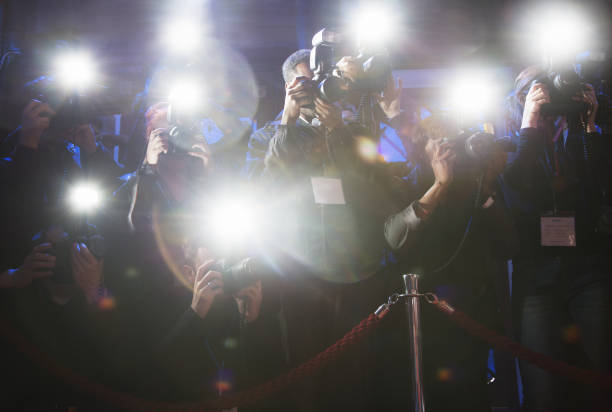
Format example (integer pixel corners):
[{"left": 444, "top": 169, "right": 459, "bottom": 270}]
[
  {"left": 33, "top": 243, "right": 53, "bottom": 253},
  {"left": 196, "top": 260, "right": 216, "bottom": 283},
  {"left": 201, "top": 271, "right": 223, "bottom": 284},
  {"left": 288, "top": 82, "right": 308, "bottom": 94},
  {"left": 71, "top": 243, "right": 87, "bottom": 267},
  {"left": 187, "top": 151, "right": 210, "bottom": 161},
  {"left": 286, "top": 77, "right": 301, "bottom": 90},
  {"left": 32, "top": 103, "right": 56, "bottom": 118},
  {"left": 24, "top": 99, "right": 42, "bottom": 114},
  {"left": 183, "top": 265, "right": 196, "bottom": 283},
  {"left": 439, "top": 149, "right": 454, "bottom": 161},
  {"left": 200, "top": 277, "right": 224, "bottom": 292},
  {"left": 77, "top": 243, "right": 98, "bottom": 266},
  {"left": 289, "top": 89, "right": 314, "bottom": 101},
  {"left": 33, "top": 271, "right": 53, "bottom": 278},
  {"left": 314, "top": 98, "right": 334, "bottom": 110},
  {"left": 296, "top": 96, "right": 315, "bottom": 107},
  {"left": 34, "top": 253, "right": 56, "bottom": 262},
  {"left": 33, "top": 260, "right": 56, "bottom": 269},
  {"left": 191, "top": 143, "right": 210, "bottom": 154}
]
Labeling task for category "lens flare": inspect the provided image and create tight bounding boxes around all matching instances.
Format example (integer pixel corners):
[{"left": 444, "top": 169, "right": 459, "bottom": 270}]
[
  {"left": 351, "top": 4, "right": 398, "bottom": 48},
  {"left": 168, "top": 78, "right": 205, "bottom": 114},
  {"left": 68, "top": 183, "right": 102, "bottom": 213},
  {"left": 162, "top": 19, "right": 203, "bottom": 54},
  {"left": 357, "top": 136, "right": 379, "bottom": 163},
  {"left": 54, "top": 52, "right": 96, "bottom": 90},
  {"left": 447, "top": 70, "right": 501, "bottom": 120}
]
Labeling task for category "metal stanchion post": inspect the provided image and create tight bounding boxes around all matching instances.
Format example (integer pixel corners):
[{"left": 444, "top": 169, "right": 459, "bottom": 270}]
[{"left": 404, "top": 273, "right": 425, "bottom": 412}]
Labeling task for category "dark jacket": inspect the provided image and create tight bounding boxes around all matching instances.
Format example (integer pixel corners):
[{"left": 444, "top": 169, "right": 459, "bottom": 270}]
[{"left": 247, "top": 119, "right": 399, "bottom": 282}]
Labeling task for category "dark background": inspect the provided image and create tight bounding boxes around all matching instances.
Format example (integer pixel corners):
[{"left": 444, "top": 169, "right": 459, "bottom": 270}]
[{"left": 0, "top": 0, "right": 610, "bottom": 125}]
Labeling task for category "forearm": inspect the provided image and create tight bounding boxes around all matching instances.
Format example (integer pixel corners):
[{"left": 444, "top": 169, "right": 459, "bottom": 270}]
[
  {"left": 417, "top": 181, "right": 449, "bottom": 218},
  {"left": 264, "top": 126, "right": 305, "bottom": 172},
  {"left": 504, "top": 128, "right": 544, "bottom": 190}
]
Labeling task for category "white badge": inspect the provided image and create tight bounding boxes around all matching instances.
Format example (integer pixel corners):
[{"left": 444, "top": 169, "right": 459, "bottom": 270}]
[
  {"left": 311, "top": 177, "right": 346, "bottom": 205},
  {"left": 540, "top": 216, "right": 576, "bottom": 247}
]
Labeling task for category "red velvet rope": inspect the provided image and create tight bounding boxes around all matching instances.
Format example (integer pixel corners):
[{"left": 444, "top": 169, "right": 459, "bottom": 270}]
[
  {"left": 431, "top": 299, "right": 612, "bottom": 390},
  {"left": 5, "top": 296, "right": 612, "bottom": 411},
  {"left": 0, "top": 312, "right": 384, "bottom": 411}
]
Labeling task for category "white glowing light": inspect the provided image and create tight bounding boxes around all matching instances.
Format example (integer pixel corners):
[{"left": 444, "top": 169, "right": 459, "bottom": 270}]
[
  {"left": 163, "top": 19, "right": 203, "bottom": 54},
  {"left": 54, "top": 52, "right": 96, "bottom": 89},
  {"left": 527, "top": 6, "right": 592, "bottom": 62},
  {"left": 351, "top": 4, "right": 397, "bottom": 47},
  {"left": 448, "top": 71, "right": 500, "bottom": 119},
  {"left": 68, "top": 183, "right": 102, "bottom": 213},
  {"left": 208, "top": 195, "right": 259, "bottom": 246},
  {"left": 168, "top": 79, "right": 204, "bottom": 114}
]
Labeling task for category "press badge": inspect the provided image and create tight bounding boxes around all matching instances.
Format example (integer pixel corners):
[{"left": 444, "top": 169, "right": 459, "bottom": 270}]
[
  {"left": 540, "top": 213, "right": 576, "bottom": 247},
  {"left": 311, "top": 177, "right": 346, "bottom": 205}
]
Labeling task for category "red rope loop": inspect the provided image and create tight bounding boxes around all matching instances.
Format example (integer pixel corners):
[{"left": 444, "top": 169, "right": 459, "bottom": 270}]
[
  {"left": 430, "top": 299, "right": 612, "bottom": 390},
  {"left": 0, "top": 311, "right": 384, "bottom": 412}
]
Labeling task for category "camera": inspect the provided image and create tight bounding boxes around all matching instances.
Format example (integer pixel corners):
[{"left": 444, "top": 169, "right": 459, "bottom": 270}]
[
  {"left": 210, "top": 257, "right": 262, "bottom": 295},
  {"left": 309, "top": 28, "right": 392, "bottom": 103},
  {"left": 31, "top": 224, "right": 106, "bottom": 284},
  {"left": 532, "top": 65, "right": 589, "bottom": 116},
  {"left": 443, "top": 131, "right": 514, "bottom": 163},
  {"left": 24, "top": 76, "right": 130, "bottom": 135}
]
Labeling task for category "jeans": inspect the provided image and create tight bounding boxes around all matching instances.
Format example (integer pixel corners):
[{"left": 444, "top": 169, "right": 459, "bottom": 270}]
[{"left": 517, "top": 256, "right": 612, "bottom": 411}]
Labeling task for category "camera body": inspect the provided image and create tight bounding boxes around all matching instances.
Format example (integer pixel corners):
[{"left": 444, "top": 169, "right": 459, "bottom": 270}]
[
  {"left": 211, "top": 257, "right": 261, "bottom": 295},
  {"left": 533, "top": 66, "right": 589, "bottom": 116},
  {"left": 443, "top": 131, "right": 509, "bottom": 165},
  {"left": 309, "top": 28, "right": 392, "bottom": 103},
  {"left": 31, "top": 224, "right": 106, "bottom": 284}
]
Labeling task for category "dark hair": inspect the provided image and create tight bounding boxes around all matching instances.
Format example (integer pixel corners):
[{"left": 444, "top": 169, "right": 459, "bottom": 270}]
[
  {"left": 282, "top": 49, "right": 311, "bottom": 84},
  {"left": 505, "top": 65, "right": 546, "bottom": 135}
]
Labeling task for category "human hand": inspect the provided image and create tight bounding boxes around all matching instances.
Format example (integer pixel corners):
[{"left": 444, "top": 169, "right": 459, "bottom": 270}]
[
  {"left": 20, "top": 100, "right": 56, "bottom": 149},
  {"left": 6, "top": 243, "right": 55, "bottom": 288},
  {"left": 378, "top": 74, "right": 402, "bottom": 119},
  {"left": 235, "top": 280, "right": 262, "bottom": 323},
  {"left": 71, "top": 243, "right": 103, "bottom": 304},
  {"left": 188, "top": 142, "right": 213, "bottom": 173},
  {"left": 314, "top": 97, "right": 343, "bottom": 131},
  {"left": 281, "top": 76, "right": 315, "bottom": 125},
  {"left": 336, "top": 56, "right": 364, "bottom": 83},
  {"left": 190, "top": 260, "right": 224, "bottom": 319},
  {"left": 67, "top": 124, "right": 97, "bottom": 155},
  {"left": 145, "top": 128, "right": 169, "bottom": 165},
  {"left": 428, "top": 139, "right": 456, "bottom": 186},
  {"left": 573, "top": 83, "right": 598, "bottom": 132},
  {"left": 521, "top": 82, "right": 550, "bottom": 129}
]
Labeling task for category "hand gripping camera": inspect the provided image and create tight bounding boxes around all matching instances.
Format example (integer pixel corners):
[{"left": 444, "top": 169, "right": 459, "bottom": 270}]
[
  {"left": 309, "top": 28, "right": 392, "bottom": 103},
  {"left": 532, "top": 65, "right": 589, "bottom": 116}
]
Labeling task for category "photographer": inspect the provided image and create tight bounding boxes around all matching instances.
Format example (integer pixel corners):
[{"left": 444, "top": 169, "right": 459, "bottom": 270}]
[
  {"left": 154, "top": 247, "right": 284, "bottom": 407},
  {"left": 505, "top": 66, "right": 612, "bottom": 411},
  {"left": 246, "top": 48, "right": 403, "bottom": 411},
  {"left": 0, "top": 99, "right": 123, "bottom": 409},
  {"left": 383, "top": 115, "right": 519, "bottom": 411},
  {"left": 104, "top": 102, "right": 284, "bottom": 405},
  {"left": 246, "top": 50, "right": 405, "bottom": 179}
]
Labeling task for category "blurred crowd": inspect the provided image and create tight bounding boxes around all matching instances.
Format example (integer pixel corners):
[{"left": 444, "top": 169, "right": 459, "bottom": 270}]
[{"left": 0, "top": 46, "right": 611, "bottom": 412}]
